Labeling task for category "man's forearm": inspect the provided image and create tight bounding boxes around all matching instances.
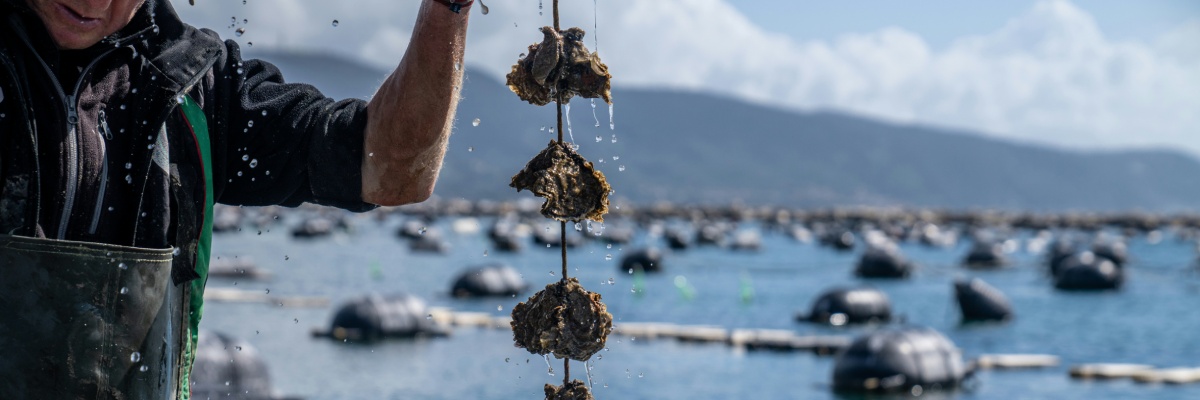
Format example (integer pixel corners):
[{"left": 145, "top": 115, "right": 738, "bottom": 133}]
[{"left": 362, "top": 0, "right": 469, "bottom": 206}]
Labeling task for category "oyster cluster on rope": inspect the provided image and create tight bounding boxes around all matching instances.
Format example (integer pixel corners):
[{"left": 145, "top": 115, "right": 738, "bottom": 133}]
[
  {"left": 510, "top": 278, "right": 613, "bottom": 361},
  {"left": 510, "top": 141, "right": 611, "bottom": 223},
  {"left": 506, "top": 25, "right": 613, "bottom": 400},
  {"left": 507, "top": 27, "right": 612, "bottom": 106},
  {"left": 544, "top": 380, "right": 595, "bottom": 400}
]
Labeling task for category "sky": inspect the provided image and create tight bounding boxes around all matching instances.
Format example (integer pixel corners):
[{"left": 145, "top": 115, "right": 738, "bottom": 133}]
[{"left": 175, "top": 0, "right": 1200, "bottom": 155}]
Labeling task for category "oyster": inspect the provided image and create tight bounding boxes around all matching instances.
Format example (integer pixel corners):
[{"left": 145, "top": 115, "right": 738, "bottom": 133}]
[
  {"left": 511, "top": 278, "right": 613, "bottom": 361},
  {"left": 544, "top": 380, "right": 594, "bottom": 400},
  {"left": 507, "top": 27, "right": 612, "bottom": 106},
  {"left": 510, "top": 141, "right": 610, "bottom": 223}
]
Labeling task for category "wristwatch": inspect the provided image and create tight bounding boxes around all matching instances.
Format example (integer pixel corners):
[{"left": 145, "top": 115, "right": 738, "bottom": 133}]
[{"left": 433, "top": 0, "right": 475, "bottom": 14}]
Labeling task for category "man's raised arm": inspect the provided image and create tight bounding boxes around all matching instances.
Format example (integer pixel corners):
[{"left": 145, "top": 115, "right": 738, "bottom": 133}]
[{"left": 362, "top": 0, "right": 471, "bottom": 206}]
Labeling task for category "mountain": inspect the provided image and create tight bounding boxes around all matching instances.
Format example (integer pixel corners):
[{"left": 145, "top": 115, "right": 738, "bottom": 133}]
[{"left": 247, "top": 50, "right": 1200, "bottom": 212}]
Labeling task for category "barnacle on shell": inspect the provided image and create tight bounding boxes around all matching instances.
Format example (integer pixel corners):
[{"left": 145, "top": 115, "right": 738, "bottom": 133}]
[
  {"left": 544, "top": 380, "right": 594, "bottom": 400},
  {"left": 510, "top": 141, "right": 610, "bottom": 223},
  {"left": 506, "top": 26, "right": 612, "bottom": 106},
  {"left": 510, "top": 278, "right": 613, "bottom": 362}
]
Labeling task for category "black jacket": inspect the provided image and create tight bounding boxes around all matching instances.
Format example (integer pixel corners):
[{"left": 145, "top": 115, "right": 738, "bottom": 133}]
[{"left": 0, "top": 0, "right": 375, "bottom": 259}]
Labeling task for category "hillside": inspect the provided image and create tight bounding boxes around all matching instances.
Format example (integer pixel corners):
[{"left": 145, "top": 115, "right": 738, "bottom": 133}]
[{"left": 247, "top": 50, "right": 1200, "bottom": 211}]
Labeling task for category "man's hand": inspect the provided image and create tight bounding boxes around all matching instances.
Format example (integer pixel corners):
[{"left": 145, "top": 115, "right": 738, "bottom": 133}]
[{"left": 361, "top": 0, "right": 470, "bottom": 206}]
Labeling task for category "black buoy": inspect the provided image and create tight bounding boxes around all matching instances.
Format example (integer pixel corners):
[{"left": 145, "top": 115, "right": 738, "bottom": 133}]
[
  {"left": 325, "top": 293, "right": 448, "bottom": 341},
  {"left": 821, "top": 230, "right": 856, "bottom": 251},
  {"left": 799, "top": 286, "right": 891, "bottom": 325},
  {"left": 190, "top": 330, "right": 278, "bottom": 400},
  {"left": 1091, "top": 241, "right": 1128, "bottom": 267},
  {"left": 1054, "top": 252, "right": 1123, "bottom": 291},
  {"left": 855, "top": 246, "right": 915, "bottom": 278},
  {"left": 664, "top": 228, "right": 692, "bottom": 250},
  {"left": 962, "top": 240, "right": 1007, "bottom": 268},
  {"left": 1046, "top": 239, "right": 1078, "bottom": 277},
  {"left": 450, "top": 264, "right": 528, "bottom": 298},
  {"left": 409, "top": 228, "right": 450, "bottom": 253},
  {"left": 620, "top": 247, "right": 663, "bottom": 273},
  {"left": 954, "top": 278, "right": 1013, "bottom": 323},
  {"left": 290, "top": 218, "right": 334, "bottom": 239},
  {"left": 832, "top": 327, "right": 968, "bottom": 393}
]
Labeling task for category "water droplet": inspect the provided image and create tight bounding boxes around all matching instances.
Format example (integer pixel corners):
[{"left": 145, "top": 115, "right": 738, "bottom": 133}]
[
  {"left": 595, "top": 135, "right": 602, "bottom": 143},
  {"left": 125, "top": 175, "right": 132, "bottom": 184},
  {"left": 549, "top": 271, "right": 555, "bottom": 276},
  {"left": 618, "top": 165, "right": 626, "bottom": 172},
  {"left": 247, "top": 41, "right": 253, "bottom": 47},
  {"left": 235, "top": 28, "right": 245, "bottom": 37},
  {"left": 483, "top": 250, "right": 489, "bottom": 257},
  {"left": 236, "top": 67, "right": 244, "bottom": 75},
  {"left": 331, "top": 20, "right": 339, "bottom": 27},
  {"left": 265, "top": 170, "right": 270, "bottom": 176},
  {"left": 284, "top": 255, "right": 289, "bottom": 260},
  {"left": 627, "top": 268, "right": 633, "bottom": 274},
  {"left": 426, "top": 314, "right": 433, "bottom": 320},
  {"left": 606, "top": 244, "right": 612, "bottom": 249},
  {"left": 125, "top": 162, "right": 133, "bottom": 169},
  {"left": 120, "top": 287, "right": 129, "bottom": 294},
  {"left": 419, "top": 227, "right": 427, "bottom": 235},
  {"left": 119, "top": 104, "right": 127, "bottom": 110},
  {"left": 294, "top": 318, "right": 299, "bottom": 324},
  {"left": 131, "top": 88, "right": 137, "bottom": 94},
  {"left": 247, "top": 120, "right": 254, "bottom": 127},
  {"left": 130, "top": 352, "right": 141, "bottom": 362},
  {"left": 497, "top": 305, "right": 503, "bottom": 311},
  {"left": 173, "top": 248, "right": 181, "bottom": 256},
  {"left": 225, "top": 381, "right": 231, "bottom": 386},
  {"left": 609, "top": 103, "right": 615, "bottom": 130},
  {"left": 467, "top": 146, "right": 474, "bottom": 152},
  {"left": 236, "top": 346, "right": 243, "bottom": 351},
  {"left": 472, "top": 118, "right": 480, "bottom": 127},
  {"left": 139, "top": 365, "right": 149, "bottom": 372},
  {"left": 261, "top": 110, "right": 267, "bottom": 116},
  {"left": 242, "top": 18, "right": 248, "bottom": 24},
  {"left": 175, "top": 95, "right": 185, "bottom": 104},
  {"left": 607, "top": 278, "right": 615, "bottom": 285},
  {"left": 540, "top": 126, "right": 546, "bottom": 131},
  {"left": 612, "top": 156, "right": 620, "bottom": 161},
  {"left": 264, "top": 288, "right": 270, "bottom": 294},
  {"left": 605, "top": 254, "right": 613, "bottom": 261},
  {"left": 639, "top": 372, "right": 645, "bottom": 378},
  {"left": 454, "top": 62, "right": 461, "bottom": 72},
  {"left": 505, "top": 357, "right": 510, "bottom": 363},
  {"left": 611, "top": 135, "right": 617, "bottom": 144},
  {"left": 249, "top": 159, "right": 258, "bottom": 168},
  {"left": 242, "top": 154, "right": 249, "bottom": 161},
  {"left": 237, "top": 171, "right": 243, "bottom": 177}
]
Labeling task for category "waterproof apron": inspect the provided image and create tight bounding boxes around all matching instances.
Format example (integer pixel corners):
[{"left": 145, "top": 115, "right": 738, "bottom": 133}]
[{"left": 0, "top": 234, "right": 187, "bottom": 399}]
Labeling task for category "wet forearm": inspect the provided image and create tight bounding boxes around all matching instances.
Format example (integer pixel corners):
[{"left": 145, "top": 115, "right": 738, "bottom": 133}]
[{"left": 362, "top": 0, "right": 469, "bottom": 206}]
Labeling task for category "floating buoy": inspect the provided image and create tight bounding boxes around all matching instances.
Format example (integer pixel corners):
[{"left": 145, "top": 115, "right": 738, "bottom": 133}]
[
  {"left": 317, "top": 293, "right": 449, "bottom": 341},
  {"left": 832, "top": 327, "right": 968, "bottom": 393},
  {"left": 855, "top": 246, "right": 914, "bottom": 279},
  {"left": 450, "top": 263, "right": 528, "bottom": 298},
  {"left": 190, "top": 330, "right": 282, "bottom": 400},
  {"left": 799, "top": 286, "right": 891, "bottom": 325},
  {"left": 954, "top": 278, "right": 1013, "bottom": 323}
]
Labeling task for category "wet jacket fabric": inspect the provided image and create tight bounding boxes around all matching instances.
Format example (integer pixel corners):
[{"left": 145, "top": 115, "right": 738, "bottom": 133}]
[{"left": 0, "top": 0, "right": 376, "bottom": 397}]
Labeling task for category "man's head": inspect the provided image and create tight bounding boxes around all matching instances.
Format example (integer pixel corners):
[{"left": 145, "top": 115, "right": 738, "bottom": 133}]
[{"left": 26, "top": 0, "right": 146, "bottom": 49}]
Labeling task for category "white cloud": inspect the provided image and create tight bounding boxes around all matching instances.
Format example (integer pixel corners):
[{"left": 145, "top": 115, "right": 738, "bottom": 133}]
[{"left": 176, "top": 0, "right": 1200, "bottom": 154}]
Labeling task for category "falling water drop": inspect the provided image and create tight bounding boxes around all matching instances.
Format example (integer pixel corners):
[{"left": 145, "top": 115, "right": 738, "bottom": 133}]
[
  {"left": 472, "top": 118, "right": 480, "bottom": 127},
  {"left": 130, "top": 352, "right": 141, "bottom": 362},
  {"left": 605, "top": 254, "right": 612, "bottom": 261},
  {"left": 618, "top": 165, "right": 626, "bottom": 172},
  {"left": 139, "top": 365, "right": 149, "bottom": 372},
  {"left": 249, "top": 159, "right": 258, "bottom": 168},
  {"left": 120, "top": 287, "right": 129, "bottom": 294},
  {"left": 590, "top": 99, "right": 602, "bottom": 127},
  {"left": 235, "top": 28, "right": 245, "bottom": 37},
  {"left": 595, "top": 135, "right": 602, "bottom": 143},
  {"left": 331, "top": 20, "right": 339, "bottom": 27},
  {"left": 242, "top": 154, "right": 249, "bottom": 161},
  {"left": 118, "top": 262, "right": 128, "bottom": 270},
  {"left": 564, "top": 103, "right": 574, "bottom": 142},
  {"left": 608, "top": 103, "right": 615, "bottom": 130},
  {"left": 497, "top": 305, "right": 503, "bottom": 311}
]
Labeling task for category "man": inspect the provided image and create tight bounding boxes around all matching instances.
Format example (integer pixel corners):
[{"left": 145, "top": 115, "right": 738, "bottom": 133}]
[{"left": 0, "top": 0, "right": 473, "bottom": 397}]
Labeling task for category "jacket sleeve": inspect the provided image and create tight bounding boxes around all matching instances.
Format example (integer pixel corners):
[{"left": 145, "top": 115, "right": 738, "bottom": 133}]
[{"left": 208, "top": 39, "right": 378, "bottom": 212}]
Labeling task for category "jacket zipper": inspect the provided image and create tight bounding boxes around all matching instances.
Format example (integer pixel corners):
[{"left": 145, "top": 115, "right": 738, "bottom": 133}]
[
  {"left": 88, "top": 110, "right": 112, "bottom": 234},
  {"left": 21, "top": 45, "right": 119, "bottom": 239}
]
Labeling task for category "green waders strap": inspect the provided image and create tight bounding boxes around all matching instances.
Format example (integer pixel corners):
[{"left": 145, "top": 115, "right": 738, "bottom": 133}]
[{"left": 178, "top": 95, "right": 213, "bottom": 400}]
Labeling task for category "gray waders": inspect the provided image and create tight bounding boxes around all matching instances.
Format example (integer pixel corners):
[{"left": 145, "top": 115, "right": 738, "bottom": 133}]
[{"left": 0, "top": 234, "right": 189, "bottom": 399}]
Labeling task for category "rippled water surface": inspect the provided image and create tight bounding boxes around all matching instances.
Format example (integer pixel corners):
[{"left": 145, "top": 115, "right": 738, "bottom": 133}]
[{"left": 203, "top": 213, "right": 1200, "bottom": 399}]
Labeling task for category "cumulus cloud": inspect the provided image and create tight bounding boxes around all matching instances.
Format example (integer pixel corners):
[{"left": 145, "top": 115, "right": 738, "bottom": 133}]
[{"left": 176, "top": 0, "right": 1200, "bottom": 154}]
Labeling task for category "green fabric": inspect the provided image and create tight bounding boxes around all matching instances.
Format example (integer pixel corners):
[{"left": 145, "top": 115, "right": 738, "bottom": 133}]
[{"left": 178, "top": 95, "right": 213, "bottom": 400}]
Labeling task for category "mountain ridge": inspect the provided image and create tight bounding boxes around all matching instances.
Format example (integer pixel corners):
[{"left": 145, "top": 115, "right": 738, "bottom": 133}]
[{"left": 247, "top": 49, "right": 1200, "bottom": 212}]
